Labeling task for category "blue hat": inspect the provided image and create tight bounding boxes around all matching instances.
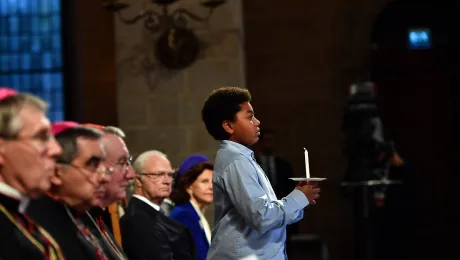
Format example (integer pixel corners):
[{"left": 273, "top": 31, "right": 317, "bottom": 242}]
[{"left": 177, "top": 154, "right": 209, "bottom": 176}]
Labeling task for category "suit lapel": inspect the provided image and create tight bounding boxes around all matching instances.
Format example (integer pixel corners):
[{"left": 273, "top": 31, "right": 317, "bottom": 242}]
[{"left": 183, "top": 202, "right": 210, "bottom": 246}]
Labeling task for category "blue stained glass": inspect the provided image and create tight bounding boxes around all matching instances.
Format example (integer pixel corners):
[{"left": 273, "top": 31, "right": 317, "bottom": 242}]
[
  {"left": 9, "top": 36, "right": 19, "bottom": 52},
  {"left": 0, "top": 76, "right": 7, "bottom": 85},
  {"left": 51, "top": 0, "right": 60, "bottom": 13},
  {"left": 12, "top": 74, "right": 20, "bottom": 88},
  {"left": 0, "top": 18, "right": 7, "bottom": 34},
  {"left": 17, "top": 0, "right": 29, "bottom": 14},
  {"left": 42, "top": 73, "right": 51, "bottom": 87},
  {"left": 52, "top": 53, "right": 61, "bottom": 67},
  {"left": 10, "top": 54, "right": 18, "bottom": 70},
  {"left": 52, "top": 35, "right": 60, "bottom": 49},
  {"left": 22, "top": 53, "right": 31, "bottom": 70},
  {"left": 19, "top": 16, "right": 28, "bottom": 34},
  {"left": 40, "top": 18, "right": 50, "bottom": 33},
  {"left": 41, "top": 0, "right": 50, "bottom": 14},
  {"left": 8, "top": 1, "right": 17, "bottom": 14},
  {"left": 0, "top": 37, "right": 8, "bottom": 52},
  {"left": 31, "top": 17, "right": 39, "bottom": 33},
  {"left": 19, "top": 36, "right": 27, "bottom": 52},
  {"left": 31, "top": 54, "right": 40, "bottom": 69},
  {"left": 51, "top": 15, "right": 60, "bottom": 31},
  {"left": 9, "top": 16, "right": 19, "bottom": 33},
  {"left": 45, "top": 36, "right": 52, "bottom": 50},
  {"left": 31, "top": 38, "right": 41, "bottom": 53},
  {"left": 30, "top": 0, "right": 38, "bottom": 15},
  {"left": 42, "top": 53, "right": 51, "bottom": 69},
  {"left": 53, "top": 73, "right": 62, "bottom": 86},
  {"left": 22, "top": 74, "right": 30, "bottom": 88},
  {"left": 0, "top": 55, "right": 9, "bottom": 72},
  {"left": 0, "top": 2, "right": 7, "bottom": 16},
  {"left": 0, "top": 0, "right": 65, "bottom": 122}
]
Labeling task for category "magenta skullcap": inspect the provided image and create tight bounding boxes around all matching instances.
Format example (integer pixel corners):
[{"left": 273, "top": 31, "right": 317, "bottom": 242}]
[
  {"left": 0, "top": 87, "right": 18, "bottom": 101},
  {"left": 51, "top": 121, "right": 80, "bottom": 135}
]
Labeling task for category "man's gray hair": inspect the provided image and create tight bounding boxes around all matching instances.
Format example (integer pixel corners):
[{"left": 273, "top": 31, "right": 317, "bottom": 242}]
[
  {"left": 127, "top": 150, "right": 168, "bottom": 197},
  {"left": 0, "top": 93, "right": 47, "bottom": 139},
  {"left": 103, "top": 126, "right": 126, "bottom": 139},
  {"left": 132, "top": 150, "right": 168, "bottom": 174}
]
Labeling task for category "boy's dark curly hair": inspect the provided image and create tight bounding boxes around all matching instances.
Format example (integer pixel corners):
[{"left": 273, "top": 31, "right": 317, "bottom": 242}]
[{"left": 201, "top": 87, "right": 251, "bottom": 140}]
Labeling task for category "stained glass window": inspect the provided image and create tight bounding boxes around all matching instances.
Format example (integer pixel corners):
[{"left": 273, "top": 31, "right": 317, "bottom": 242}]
[{"left": 0, "top": 0, "right": 64, "bottom": 122}]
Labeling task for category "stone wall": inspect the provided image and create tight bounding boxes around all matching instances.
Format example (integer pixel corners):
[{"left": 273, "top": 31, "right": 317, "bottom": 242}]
[{"left": 115, "top": 0, "right": 246, "bottom": 167}]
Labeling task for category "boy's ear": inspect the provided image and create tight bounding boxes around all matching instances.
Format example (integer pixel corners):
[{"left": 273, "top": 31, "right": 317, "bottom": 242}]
[{"left": 222, "top": 120, "right": 234, "bottom": 135}]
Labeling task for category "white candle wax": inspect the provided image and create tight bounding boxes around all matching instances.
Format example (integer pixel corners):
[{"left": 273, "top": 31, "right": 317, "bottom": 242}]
[{"left": 303, "top": 148, "right": 310, "bottom": 178}]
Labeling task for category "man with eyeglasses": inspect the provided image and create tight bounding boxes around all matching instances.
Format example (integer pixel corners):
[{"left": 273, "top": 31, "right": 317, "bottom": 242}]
[
  {"left": 82, "top": 124, "right": 135, "bottom": 259},
  {"left": 28, "top": 124, "right": 112, "bottom": 260},
  {"left": 121, "top": 150, "right": 197, "bottom": 260},
  {"left": 0, "top": 88, "right": 65, "bottom": 260}
]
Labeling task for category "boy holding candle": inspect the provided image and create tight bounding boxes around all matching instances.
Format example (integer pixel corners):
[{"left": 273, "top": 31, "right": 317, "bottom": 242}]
[{"left": 201, "top": 86, "right": 321, "bottom": 260}]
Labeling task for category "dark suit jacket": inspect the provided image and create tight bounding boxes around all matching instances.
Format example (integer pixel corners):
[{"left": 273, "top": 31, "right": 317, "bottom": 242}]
[
  {"left": 255, "top": 155, "right": 296, "bottom": 198},
  {"left": 120, "top": 196, "right": 196, "bottom": 260},
  {"left": 169, "top": 202, "right": 209, "bottom": 260}
]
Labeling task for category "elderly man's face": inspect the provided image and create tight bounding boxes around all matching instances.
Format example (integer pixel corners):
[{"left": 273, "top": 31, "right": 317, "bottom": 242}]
[
  {"left": 56, "top": 137, "right": 110, "bottom": 210},
  {"left": 0, "top": 105, "right": 62, "bottom": 198},
  {"left": 137, "top": 155, "right": 174, "bottom": 204},
  {"left": 99, "top": 133, "right": 135, "bottom": 207}
]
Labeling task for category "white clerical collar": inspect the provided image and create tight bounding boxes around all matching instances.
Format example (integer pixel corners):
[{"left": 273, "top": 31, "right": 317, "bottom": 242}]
[
  {"left": 132, "top": 194, "right": 160, "bottom": 211},
  {"left": 0, "top": 182, "right": 30, "bottom": 213}
]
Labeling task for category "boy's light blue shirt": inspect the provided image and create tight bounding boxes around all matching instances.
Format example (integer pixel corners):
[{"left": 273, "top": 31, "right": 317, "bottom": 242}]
[{"left": 207, "top": 140, "right": 309, "bottom": 260}]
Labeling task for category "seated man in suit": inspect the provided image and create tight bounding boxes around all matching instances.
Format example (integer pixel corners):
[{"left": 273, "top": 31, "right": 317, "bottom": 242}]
[{"left": 121, "top": 150, "right": 196, "bottom": 260}]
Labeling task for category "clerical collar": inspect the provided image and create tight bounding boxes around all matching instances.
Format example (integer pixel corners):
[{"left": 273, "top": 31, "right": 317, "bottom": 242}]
[
  {"left": 0, "top": 182, "right": 30, "bottom": 213},
  {"left": 89, "top": 206, "right": 105, "bottom": 218}
]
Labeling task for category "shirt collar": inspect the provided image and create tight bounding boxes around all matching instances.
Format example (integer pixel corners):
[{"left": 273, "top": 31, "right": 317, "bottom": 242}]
[
  {"left": 132, "top": 194, "right": 160, "bottom": 211},
  {"left": 190, "top": 199, "right": 204, "bottom": 216},
  {"left": 0, "top": 182, "right": 30, "bottom": 213},
  {"left": 221, "top": 140, "right": 254, "bottom": 160}
]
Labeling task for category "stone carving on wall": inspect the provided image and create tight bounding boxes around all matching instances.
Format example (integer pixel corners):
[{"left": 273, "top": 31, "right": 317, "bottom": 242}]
[
  {"left": 117, "top": 26, "right": 210, "bottom": 91},
  {"left": 116, "top": 27, "right": 241, "bottom": 91}
]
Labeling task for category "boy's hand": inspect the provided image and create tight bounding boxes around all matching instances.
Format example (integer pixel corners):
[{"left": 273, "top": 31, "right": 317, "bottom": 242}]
[{"left": 295, "top": 181, "right": 321, "bottom": 205}]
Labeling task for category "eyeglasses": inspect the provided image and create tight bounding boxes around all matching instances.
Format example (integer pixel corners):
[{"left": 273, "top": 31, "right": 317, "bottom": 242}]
[
  {"left": 106, "top": 156, "right": 132, "bottom": 173},
  {"left": 138, "top": 171, "right": 176, "bottom": 180},
  {"left": 57, "top": 163, "right": 109, "bottom": 178},
  {"left": 106, "top": 156, "right": 133, "bottom": 171},
  {"left": 1, "top": 131, "right": 56, "bottom": 157}
]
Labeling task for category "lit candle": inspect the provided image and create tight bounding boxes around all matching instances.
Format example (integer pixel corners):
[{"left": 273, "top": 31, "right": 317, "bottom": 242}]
[{"left": 304, "top": 147, "right": 310, "bottom": 178}]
